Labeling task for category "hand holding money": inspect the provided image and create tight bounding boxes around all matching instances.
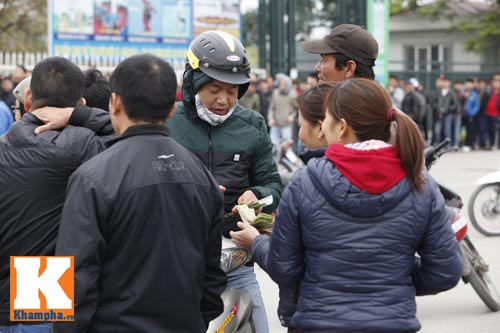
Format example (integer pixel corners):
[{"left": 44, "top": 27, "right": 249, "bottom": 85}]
[
  {"left": 236, "top": 190, "right": 261, "bottom": 213},
  {"left": 235, "top": 203, "right": 274, "bottom": 231},
  {"left": 230, "top": 222, "right": 260, "bottom": 251}
]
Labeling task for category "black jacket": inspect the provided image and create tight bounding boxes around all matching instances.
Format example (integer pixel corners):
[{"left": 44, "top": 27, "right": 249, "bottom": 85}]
[
  {"left": 61, "top": 105, "right": 282, "bottom": 237},
  {"left": 432, "top": 89, "right": 459, "bottom": 120},
  {"left": 0, "top": 110, "right": 113, "bottom": 324},
  {"left": 401, "top": 91, "right": 426, "bottom": 123},
  {"left": 52, "top": 125, "right": 226, "bottom": 333}
]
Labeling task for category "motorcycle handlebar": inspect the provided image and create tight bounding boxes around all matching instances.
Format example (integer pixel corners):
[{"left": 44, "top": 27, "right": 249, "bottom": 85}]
[
  {"left": 433, "top": 138, "right": 451, "bottom": 154},
  {"left": 424, "top": 138, "right": 451, "bottom": 169}
]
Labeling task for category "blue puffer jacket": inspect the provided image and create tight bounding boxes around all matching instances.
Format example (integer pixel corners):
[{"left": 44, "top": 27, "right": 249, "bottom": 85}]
[{"left": 253, "top": 145, "right": 462, "bottom": 333}]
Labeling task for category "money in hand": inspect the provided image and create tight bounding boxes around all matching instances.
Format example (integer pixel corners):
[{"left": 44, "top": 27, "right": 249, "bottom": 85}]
[
  {"left": 250, "top": 213, "right": 274, "bottom": 230},
  {"left": 235, "top": 204, "right": 274, "bottom": 230}
]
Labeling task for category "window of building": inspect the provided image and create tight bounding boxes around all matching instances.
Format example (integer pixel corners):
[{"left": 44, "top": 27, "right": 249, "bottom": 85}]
[
  {"left": 404, "top": 44, "right": 452, "bottom": 72},
  {"left": 443, "top": 46, "right": 451, "bottom": 71}
]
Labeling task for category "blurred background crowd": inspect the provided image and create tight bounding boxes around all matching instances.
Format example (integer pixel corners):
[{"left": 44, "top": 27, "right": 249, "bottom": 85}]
[{"left": 2, "top": 65, "right": 500, "bottom": 156}]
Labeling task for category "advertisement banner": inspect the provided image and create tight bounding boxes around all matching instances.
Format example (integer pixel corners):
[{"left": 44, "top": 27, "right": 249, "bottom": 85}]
[
  {"left": 193, "top": 0, "right": 240, "bottom": 37},
  {"left": 48, "top": 0, "right": 241, "bottom": 66},
  {"left": 367, "top": 0, "right": 389, "bottom": 87}
]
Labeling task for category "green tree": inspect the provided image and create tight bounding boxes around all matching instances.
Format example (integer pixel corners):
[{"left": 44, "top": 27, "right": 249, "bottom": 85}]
[
  {"left": 295, "top": 0, "right": 365, "bottom": 35},
  {"left": 0, "top": 0, "right": 47, "bottom": 51},
  {"left": 390, "top": 0, "right": 418, "bottom": 15},
  {"left": 453, "top": 3, "right": 500, "bottom": 52},
  {"left": 390, "top": 0, "right": 500, "bottom": 53},
  {"left": 243, "top": 9, "right": 258, "bottom": 46}
]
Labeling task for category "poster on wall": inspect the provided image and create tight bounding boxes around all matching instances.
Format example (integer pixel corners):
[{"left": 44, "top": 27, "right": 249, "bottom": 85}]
[
  {"left": 48, "top": 0, "right": 241, "bottom": 68},
  {"left": 161, "top": 0, "right": 191, "bottom": 40},
  {"left": 53, "top": 0, "right": 94, "bottom": 34},
  {"left": 128, "top": 0, "right": 161, "bottom": 36},
  {"left": 193, "top": 0, "right": 240, "bottom": 37},
  {"left": 93, "top": 0, "right": 128, "bottom": 35}
]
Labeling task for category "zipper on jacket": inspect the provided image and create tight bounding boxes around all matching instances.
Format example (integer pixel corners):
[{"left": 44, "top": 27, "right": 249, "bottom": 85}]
[{"left": 207, "top": 126, "right": 213, "bottom": 172}]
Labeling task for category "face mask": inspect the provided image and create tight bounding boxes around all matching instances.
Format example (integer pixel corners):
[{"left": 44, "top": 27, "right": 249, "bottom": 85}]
[{"left": 195, "top": 93, "right": 236, "bottom": 126}]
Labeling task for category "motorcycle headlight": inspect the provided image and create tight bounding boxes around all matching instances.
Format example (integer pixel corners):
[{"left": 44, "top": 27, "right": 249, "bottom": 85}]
[{"left": 220, "top": 248, "right": 250, "bottom": 273}]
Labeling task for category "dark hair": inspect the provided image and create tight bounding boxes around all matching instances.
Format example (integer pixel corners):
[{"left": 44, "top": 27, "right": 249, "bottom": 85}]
[
  {"left": 30, "top": 57, "right": 84, "bottom": 108},
  {"left": 334, "top": 53, "right": 375, "bottom": 80},
  {"left": 325, "top": 78, "right": 425, "bottom": 191},
  {"left": 297, "top": 82, "right": 337, "bottom": 124},
  {"left": 110, "top": 54, "right": 177, "bottom": 123},
  {"left": 83, "top": 69, "right": 111, "bottom": 111},
  {"left": 465, "top": 78, "right": 474, "bottom": 83}
]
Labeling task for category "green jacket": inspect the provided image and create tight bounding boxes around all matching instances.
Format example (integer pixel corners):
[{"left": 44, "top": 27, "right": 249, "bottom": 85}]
[{"left": 166, "top": 101, "right": 282, "bottom": 235}]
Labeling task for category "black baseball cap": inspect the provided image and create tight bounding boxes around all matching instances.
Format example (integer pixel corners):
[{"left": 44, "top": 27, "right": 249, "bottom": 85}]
[{"left": 301, "top": 24, "right": 378, "bottom": 66}]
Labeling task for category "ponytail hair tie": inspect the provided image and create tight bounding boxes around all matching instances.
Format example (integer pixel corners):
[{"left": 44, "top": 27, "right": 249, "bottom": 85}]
[{"left": 386, "top": 108, "right": 397, "bottom": 122}]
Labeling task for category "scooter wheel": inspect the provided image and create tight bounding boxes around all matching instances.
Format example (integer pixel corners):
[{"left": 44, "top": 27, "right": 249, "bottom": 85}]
[
  {"left": 461, "top": 237, "right": 500, "bottom": 312},
  {"left": 468, "top": 184, "right": 500, "bottom": 236}
]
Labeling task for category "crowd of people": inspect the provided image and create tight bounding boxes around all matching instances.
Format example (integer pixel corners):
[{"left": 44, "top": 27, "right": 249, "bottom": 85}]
[
  {"left": 0, "top": 65, "right": 28, "bottom": 134},
  {"left": 0, "top": 66, "right": 111, "bottom": 133},
  {"left": 0, "top": 24, "right": 464, "bottom": 333},
  {"left": 4, "top": 65, "right": 500, "bottom": 155},
  {"left": 389, "top": 73, "right": 500, "bottom": 151}
]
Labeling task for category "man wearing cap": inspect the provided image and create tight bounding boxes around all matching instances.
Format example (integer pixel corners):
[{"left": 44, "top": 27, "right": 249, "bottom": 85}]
[{"left": 301, "top": 23, "right": 378, "bottom": 82}]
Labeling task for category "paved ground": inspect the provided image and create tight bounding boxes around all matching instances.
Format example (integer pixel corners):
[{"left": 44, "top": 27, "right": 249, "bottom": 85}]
[{"left": 255, "top": 149, "right": 500, "bottom": 332}]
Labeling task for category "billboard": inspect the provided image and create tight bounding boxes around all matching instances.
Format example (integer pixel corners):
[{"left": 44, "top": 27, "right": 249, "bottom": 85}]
[
  {"left": 48, "top": 0, "right": 241, "bottom": 67},
  {"left": 367, "top": 0, "right": 389, "bottom": 87}
]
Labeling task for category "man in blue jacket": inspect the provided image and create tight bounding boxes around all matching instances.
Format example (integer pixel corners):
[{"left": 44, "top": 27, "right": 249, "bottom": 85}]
[
  {"left": 462, "top": 78, "right": 480, "bottom": 151},
  {"left": 0, "top": 100, "right": 13, "bottom": 135}
]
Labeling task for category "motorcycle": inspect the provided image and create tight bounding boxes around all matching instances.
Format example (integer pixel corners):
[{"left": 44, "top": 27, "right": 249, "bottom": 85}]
[
  {"left": 468, "top": 163, "right": 500, "bottom": 236},
  {"left": 425, "top": 139, "right": 500, "bottom": 312},
  {"left": 207, "top": 237, "right": 255, "bottom": 333}
]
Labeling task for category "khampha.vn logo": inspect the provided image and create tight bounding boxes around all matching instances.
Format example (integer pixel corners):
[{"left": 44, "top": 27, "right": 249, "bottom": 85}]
[{"left": 10, "top": 256, "right": 74, "bottom": 322}]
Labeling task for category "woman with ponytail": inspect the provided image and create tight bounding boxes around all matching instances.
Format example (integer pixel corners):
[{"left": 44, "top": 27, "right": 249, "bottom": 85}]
[{"left": 231, "top": 78, "right": 463, "bottom": 333}]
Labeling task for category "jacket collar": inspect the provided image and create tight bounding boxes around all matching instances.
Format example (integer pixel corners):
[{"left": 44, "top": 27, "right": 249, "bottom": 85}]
[
  {"left": 106, "top": 124, "right": 169, "bottom": 147},
  {"left": 22, "top": 113, "right": 44, "bottom": 125},
  {"left": 299, "top": 147, "right": 326, "bottom": 164}
]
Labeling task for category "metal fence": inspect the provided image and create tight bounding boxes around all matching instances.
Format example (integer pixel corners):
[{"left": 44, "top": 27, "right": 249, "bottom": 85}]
[
  {"left": 0, "top": 51, "right": 121, "bottom": 75},
  {"left": 0, "top": 51, "right": 186, "bottom": 78},
  {"left": 389, "top": 60, "right": 500, "bottom": 91}
]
